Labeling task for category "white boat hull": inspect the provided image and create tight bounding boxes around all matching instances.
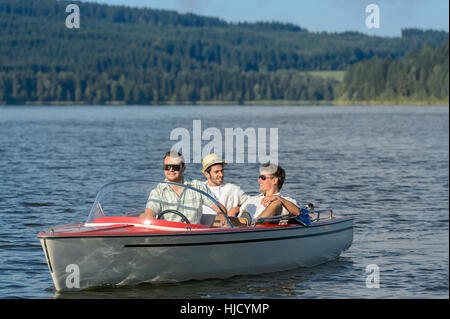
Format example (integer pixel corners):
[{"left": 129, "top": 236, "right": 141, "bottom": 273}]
[{"left": 40, "top": 218, "right": 353, "bottom": 291}]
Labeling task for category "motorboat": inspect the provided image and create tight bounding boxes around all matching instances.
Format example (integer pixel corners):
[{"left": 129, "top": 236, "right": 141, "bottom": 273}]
[{"left": 38, "top": 180, "right": 353, "bottom": 291}]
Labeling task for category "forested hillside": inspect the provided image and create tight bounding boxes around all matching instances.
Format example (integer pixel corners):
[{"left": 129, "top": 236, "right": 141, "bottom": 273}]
[
  {"left": 0, "top": 0, "right": 448, "bottom": 104},
  {"left": 338, "top": 40, "right": 449, "bottom": 104}
]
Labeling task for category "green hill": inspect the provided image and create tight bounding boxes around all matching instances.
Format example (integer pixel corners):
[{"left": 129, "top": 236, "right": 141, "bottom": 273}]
[
  {"left": 337, "top": 40, "right": 449, "bottom": 104},
  {"left": 0, "top": 0, "right": 448, "bottom": 105}
]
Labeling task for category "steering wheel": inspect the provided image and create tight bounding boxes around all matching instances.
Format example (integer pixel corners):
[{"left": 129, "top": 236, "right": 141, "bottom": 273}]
[{"left": 156, "top": 209, "right": 191, "bottom": 224}]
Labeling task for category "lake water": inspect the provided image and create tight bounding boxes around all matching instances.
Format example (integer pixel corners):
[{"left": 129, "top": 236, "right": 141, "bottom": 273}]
[{"left": 0, "top": 105, "right": 448, "bottom": 299}]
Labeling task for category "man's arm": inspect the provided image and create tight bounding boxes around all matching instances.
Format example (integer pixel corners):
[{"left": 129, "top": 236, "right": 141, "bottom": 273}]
[
  {"left": 227, "top": 188, "right": 248, "bottom": 216},
  {"left": 141, "top": 207, "right": 157, "bottom": 219},
  {"left": 211, "top": 203, "right": 227, "bottom": 215},
  {"left": 210, "top": 203, "right": 233, "bottom": 227},
  {"left": 140, "top": 187, "right": 161, "bottom": 218},
  {"left": 277, "top": 197, "right": 300, "bottom": 216},
  {"left": 197, "top": 181, "right": 227, "bottom": 215},
  {"left": 238, "top": 188, "right": 249, "bottom": 206},
  {"left": 261, "top": 195, "right": 300, "bottom": 216},
  {"left": 227, "top": 206, "right": 241, "bottom": 216}
]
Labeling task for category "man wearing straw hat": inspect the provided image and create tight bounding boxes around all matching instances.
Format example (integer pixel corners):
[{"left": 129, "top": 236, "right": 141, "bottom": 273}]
[{"left": 201, "top": 153, "right": 248, "bottom": 216}]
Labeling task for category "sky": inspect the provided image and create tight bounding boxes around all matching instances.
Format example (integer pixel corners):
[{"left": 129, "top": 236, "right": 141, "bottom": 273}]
[{"left": 80, "top": 0, "right": 449, "bottom": 37}]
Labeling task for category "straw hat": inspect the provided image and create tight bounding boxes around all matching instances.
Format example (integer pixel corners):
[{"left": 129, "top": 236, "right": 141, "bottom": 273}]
[{"left": 201, "top": 153, "right": 227, "bottom": 173}]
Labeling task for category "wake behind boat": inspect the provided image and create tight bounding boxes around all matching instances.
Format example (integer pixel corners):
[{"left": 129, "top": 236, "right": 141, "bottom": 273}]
[{"left": 38, "top": 180, "right": 353, "bottom": 291}]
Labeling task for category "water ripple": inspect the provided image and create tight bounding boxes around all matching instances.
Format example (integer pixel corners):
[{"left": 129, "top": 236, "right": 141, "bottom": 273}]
[{"left": 0, "top": 105, "right": 448, "bottom": 299}]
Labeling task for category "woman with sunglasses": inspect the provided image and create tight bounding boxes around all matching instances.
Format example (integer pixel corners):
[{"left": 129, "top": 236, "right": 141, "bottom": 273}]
[{"left": 237, "top": 163, "right": 300, "bottom": 222}]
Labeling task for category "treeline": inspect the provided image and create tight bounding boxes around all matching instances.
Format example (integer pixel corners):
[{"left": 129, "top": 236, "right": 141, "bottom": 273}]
[
  {"left": 0, "top": 69, "right": 337, "bottom": 104},
  {"left": 0, "top": 0, "right": 229, "bottom": 28},
  {"left": 0, "top": 0, "right": 449, "bottom": 104},
  {"left": 338, "top": 40, "right": 449, "bottom": 103}
]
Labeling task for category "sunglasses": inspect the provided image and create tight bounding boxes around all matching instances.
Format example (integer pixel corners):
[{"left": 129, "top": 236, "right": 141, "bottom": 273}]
[
  {"left": 258, "top": 175, "right": 273, "bottom": 181},
  {"left": 164, "top": 164, "right": 182, "bottom": 171}
]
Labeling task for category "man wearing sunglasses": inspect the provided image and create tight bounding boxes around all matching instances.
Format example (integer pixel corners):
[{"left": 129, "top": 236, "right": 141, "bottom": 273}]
[
  {"left": 237, "top": 163, "right": 300, "bottom": 222},
  {"left": 142, "top": 151, "right": 228, "bottom": 225}
]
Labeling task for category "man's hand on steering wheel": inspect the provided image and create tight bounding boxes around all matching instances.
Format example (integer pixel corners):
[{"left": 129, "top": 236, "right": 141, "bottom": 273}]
[{"left": 156, "top": 209, "right": 191, "bottom": 224}]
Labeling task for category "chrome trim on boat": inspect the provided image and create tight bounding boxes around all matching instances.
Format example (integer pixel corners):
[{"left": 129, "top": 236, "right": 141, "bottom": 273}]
[
  {"left": 123, "top": 226, "right": 353, "bottom": 248},
  {"left": 42, "top": 239, "right": 53, "bottom": 273}
]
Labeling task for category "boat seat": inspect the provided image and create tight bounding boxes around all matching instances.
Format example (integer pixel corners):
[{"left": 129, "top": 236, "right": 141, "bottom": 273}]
[{"left": 200, "top": 213, "right": 217, "bottom": 226}]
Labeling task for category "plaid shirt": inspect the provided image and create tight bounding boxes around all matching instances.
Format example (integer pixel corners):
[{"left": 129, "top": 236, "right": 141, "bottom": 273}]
[{"left": 146, "top": 179, "right": 217, "bottom": 224}]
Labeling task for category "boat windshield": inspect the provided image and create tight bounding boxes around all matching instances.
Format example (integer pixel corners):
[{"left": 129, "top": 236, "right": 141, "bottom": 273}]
[{"left": 86, "top": 179, "right": 232, "bottom": 227}]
